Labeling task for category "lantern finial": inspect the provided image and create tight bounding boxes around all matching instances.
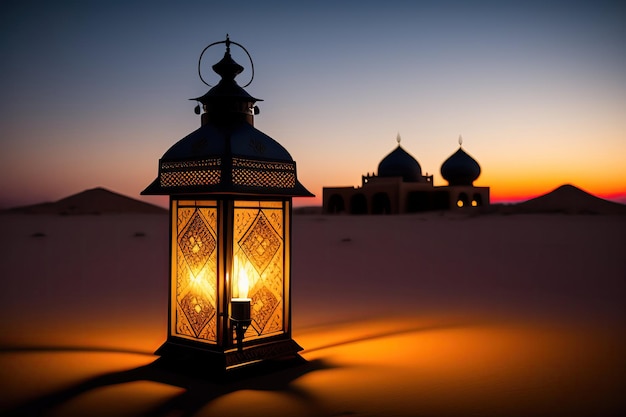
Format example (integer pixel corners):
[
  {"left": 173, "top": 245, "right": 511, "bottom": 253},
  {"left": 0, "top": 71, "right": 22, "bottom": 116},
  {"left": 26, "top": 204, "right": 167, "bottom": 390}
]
[{"left": 197, "top": 36, "right": 255, "bottom": 88}]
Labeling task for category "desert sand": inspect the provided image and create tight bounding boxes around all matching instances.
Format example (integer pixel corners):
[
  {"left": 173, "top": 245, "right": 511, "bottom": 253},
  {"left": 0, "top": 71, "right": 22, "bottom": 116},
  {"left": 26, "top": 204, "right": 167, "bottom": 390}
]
[{"left": 0, "top": 187, "right": 624, "bottom": 417}]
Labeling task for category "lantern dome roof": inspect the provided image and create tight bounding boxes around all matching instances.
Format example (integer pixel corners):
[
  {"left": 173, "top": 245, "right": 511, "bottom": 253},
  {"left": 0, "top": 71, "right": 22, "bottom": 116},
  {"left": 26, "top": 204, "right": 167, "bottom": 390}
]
[
  {"left": 142, "top": 36, "right": 312, "bottom": 197},
  {"left": 159, "top": 122, "right": 293, "bottom": 162},
  {"left": 142, "top": 117, "right": 312, "bottom": 197},
  {"left": 440, "top": 143, "right": 481, "bottom": 186},
  {"left": 377, "top": 139, "right": 423, "bottom": 182}
]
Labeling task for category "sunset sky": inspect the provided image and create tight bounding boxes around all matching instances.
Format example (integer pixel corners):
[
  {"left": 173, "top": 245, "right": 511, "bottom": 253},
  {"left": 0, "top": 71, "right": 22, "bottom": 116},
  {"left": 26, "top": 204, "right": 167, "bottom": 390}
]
[{"left": 1, "top": 0, "right": 624, "bottom": 208}]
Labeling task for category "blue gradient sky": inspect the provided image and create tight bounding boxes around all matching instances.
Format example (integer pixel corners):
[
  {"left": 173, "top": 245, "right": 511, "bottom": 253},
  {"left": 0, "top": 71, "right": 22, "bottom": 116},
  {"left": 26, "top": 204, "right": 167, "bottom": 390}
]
[{"left": 1, "top": 0, "right": 625, "bottom": 208}]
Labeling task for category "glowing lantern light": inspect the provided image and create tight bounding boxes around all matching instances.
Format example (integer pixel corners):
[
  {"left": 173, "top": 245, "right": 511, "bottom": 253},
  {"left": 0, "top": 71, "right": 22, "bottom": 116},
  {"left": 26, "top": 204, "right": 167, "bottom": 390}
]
[{"left": 142, "top": 36, "right": 312, "bottom": 370}]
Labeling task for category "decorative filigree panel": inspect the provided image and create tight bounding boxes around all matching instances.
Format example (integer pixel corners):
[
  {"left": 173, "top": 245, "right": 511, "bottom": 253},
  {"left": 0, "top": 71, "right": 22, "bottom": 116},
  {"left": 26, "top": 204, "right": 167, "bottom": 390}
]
[
  {"left": 160, "top": 158, "right": 222, "bottom": 188},
  {"left": 239, "top": 212, "right": 281, "bottom": 274},
  {"left": 180, "top": 292, "right": 215, "bottom": 336},
  {"left": 160, "top": 170, "right": 221, "bottom": 187},
  {"left": 178, "top": 211, "right": 216, "bottom": 276},
  {"left": 172, "top": 202, "right": 218, "bottom": 342},
  {"left": 232, "top": 158, "right": 296, "bottom": 188},
  {"left": 158, "top": 157, "right": 299, "bottom": 190},
  {"left": 233, "top": 202, "right": 285, "bottom": 337},
  {"left": 250, "top": 286, "right": 280, "bottom": 334},
  {"left": 162, "top": 159, "right": 221, "bottom": 171}
]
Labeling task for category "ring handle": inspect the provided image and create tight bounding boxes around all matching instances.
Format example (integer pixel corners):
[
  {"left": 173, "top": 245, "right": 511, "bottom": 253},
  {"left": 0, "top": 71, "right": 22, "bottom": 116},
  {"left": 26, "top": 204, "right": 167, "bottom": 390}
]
[{"left": 198, "top": 35, "right": 255, "bottom": 88}]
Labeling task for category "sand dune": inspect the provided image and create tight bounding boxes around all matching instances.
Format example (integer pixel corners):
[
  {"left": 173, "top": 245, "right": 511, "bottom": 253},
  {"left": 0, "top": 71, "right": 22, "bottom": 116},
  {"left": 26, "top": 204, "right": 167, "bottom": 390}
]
[
  {"left": 510, "top": 184, "right": 626, "bottom": 215},
  {"left": 5, "top": 187, "right": 166, "bottom": 215},
  {"left": 0, "top": 186, "right": 624, "bottom": 416}
]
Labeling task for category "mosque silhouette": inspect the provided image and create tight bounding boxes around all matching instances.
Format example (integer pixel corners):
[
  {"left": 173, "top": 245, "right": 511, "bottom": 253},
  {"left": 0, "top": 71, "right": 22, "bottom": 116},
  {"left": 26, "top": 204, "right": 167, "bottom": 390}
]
[{"left": 322, "top": 135, "right": 489, "bottom": 214}]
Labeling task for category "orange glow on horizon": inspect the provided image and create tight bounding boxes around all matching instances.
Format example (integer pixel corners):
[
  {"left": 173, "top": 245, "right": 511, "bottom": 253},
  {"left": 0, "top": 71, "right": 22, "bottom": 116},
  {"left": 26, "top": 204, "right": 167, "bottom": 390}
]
[
  {"left": 294, "top": 183, "right": 626, "bottom": 208},
  {"left": 484, "top": 178, "right": 626, "bottom": 204}
]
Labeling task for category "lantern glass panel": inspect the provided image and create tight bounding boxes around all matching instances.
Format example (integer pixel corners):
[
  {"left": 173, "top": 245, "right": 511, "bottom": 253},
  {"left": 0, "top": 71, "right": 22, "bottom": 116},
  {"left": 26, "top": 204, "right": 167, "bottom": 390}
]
[
  {"left": 232, "top": 200, "right": 289, "bottom": 340},
  {"left": 171, "top": 199, "right": 219, "bottom": 343}
]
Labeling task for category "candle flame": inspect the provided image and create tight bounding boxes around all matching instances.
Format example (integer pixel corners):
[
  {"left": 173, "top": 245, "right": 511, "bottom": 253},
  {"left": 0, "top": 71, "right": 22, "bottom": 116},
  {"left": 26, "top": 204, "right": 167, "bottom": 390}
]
[{"left": 238, "top": 266, "right": 249, "bottom": 298}]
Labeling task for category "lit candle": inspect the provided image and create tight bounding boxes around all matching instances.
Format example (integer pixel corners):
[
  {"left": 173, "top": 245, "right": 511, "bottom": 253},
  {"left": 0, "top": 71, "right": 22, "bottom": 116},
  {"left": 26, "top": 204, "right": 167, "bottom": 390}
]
[{"left": 231, "top": 264, "right": 251, "bottom": 321}]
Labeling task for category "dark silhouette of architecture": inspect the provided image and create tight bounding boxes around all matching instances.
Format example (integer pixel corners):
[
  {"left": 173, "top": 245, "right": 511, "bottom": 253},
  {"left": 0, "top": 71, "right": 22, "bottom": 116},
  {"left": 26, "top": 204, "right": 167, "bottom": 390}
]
[{"left": 323, "top": 135, "right": 489, "bottom": 214}]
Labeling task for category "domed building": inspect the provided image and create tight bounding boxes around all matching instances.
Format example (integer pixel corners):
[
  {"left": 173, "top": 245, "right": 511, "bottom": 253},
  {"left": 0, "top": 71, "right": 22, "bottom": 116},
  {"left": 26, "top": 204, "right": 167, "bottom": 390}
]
[
  {"left": 323, "top": 135, "right": 490, "bottom": 214},
  {"left": 377, "top": 145, "right": 424, "bottom": 182}
]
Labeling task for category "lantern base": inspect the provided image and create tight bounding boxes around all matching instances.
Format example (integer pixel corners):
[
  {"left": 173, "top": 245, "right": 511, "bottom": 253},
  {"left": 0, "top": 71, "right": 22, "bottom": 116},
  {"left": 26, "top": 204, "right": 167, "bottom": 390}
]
[{"left": 155, "top": 337, "right": 304, "bottom": 372}]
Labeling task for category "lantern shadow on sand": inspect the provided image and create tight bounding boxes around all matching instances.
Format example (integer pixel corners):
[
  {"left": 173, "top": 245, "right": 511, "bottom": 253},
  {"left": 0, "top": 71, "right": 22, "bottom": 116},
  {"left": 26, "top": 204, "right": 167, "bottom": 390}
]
[
  {"left": 142, "top": 36, "right": 313, "bottom": 372},
  {"left": 2, "top": 354, "right": 332, "bottom": 417}
]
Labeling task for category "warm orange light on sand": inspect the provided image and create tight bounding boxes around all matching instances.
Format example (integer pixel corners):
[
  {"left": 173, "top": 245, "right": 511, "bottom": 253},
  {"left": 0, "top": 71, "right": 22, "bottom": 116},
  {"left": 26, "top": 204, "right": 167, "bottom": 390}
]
[
  {"left": 289, "top": 316, "right": 625, "bottom": 417},
  {"left": 2, "top": 314, "right": 623, "bottom": 417},
  {"left": 38, "top": 314, "right": 600, "bottom": 416}
]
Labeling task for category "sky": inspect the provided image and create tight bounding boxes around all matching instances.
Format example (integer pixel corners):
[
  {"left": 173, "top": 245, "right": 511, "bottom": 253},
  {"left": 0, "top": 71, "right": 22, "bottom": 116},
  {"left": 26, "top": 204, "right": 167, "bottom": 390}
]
[{"left": 1, "top": 0, "right": 625, "bottom": 208}]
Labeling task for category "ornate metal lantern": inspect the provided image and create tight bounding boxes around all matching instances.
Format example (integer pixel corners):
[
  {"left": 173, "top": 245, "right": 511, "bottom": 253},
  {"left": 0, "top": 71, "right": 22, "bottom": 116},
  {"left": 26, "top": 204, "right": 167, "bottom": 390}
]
[{"left": 142, "top": 36, "right": 312, "bottom": 370}]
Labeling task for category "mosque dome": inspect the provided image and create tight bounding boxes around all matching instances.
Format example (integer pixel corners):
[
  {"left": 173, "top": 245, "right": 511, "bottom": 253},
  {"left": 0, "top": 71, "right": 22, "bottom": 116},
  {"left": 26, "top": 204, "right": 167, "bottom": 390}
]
[
  {"left": 440, "top": 143, "right": 481, "bottom": 186},
  {"left": 377, "top": 139, "right": 423, "bottom": 182}
]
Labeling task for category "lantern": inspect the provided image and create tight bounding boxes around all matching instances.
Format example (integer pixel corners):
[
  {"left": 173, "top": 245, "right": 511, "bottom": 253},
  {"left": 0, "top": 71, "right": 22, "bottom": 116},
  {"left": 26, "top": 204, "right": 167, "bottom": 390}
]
[{"left": 142, "top": 36, "right": 312, "bottom": 370}]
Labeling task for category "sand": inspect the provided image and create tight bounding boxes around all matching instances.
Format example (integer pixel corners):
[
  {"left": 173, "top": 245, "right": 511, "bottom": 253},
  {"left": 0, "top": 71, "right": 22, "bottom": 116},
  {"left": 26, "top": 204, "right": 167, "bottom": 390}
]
[{"left": 0, "top": 210, "right": 624, "bottom": 416}]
